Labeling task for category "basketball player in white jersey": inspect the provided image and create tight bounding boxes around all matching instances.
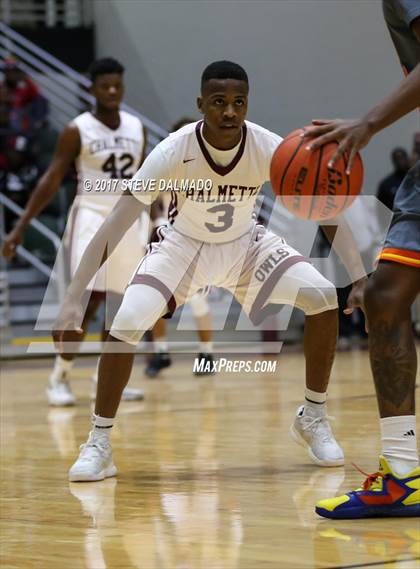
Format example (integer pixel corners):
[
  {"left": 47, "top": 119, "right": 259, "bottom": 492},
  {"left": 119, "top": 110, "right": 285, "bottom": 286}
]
[
  {"left": 56, "top": 61, "right": 348, "bottom": 481},
  {"left": 3, "top": 57, "right": 146, "bottom": 405}
]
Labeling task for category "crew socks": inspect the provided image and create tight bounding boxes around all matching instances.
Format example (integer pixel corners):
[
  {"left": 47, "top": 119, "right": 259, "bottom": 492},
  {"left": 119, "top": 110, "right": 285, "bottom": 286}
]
[
  {"left": 155, "top": 338, "right": 168, "bottom": 353},
  {"left": 304, "top": 388, "right": 327, "bottom": 416},
  {"left": 380, "top": 416, "right": 418, "bottom": 476},
  {"left": 49, "top": 356, "right": 74, "bottom": 385},
  {"left": 199, "top": 341, "right": 213, "bottom": 354},
  {"left": 92, "top": 413, "right": 114, "bottom": 439}
]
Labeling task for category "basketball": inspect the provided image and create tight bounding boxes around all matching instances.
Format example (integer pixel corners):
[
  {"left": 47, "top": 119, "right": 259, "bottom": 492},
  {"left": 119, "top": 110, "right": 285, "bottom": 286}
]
[{"left": 270, "top": 128, "right": 364, "bottom": 220}]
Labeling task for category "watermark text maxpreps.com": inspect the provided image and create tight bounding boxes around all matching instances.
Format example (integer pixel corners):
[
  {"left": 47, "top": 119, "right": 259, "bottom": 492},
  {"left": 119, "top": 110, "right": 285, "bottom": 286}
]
[{"left": 193, "top": 358, "right": 277, "bottom": 374}]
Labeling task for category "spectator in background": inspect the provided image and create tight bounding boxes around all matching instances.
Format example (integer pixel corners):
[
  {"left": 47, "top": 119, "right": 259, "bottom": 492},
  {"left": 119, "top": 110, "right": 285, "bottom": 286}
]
[
  {"left": 0, "top": 135, "right": 39, "bottom": 232},
  {"left": 1, "top": 56, "right": 48, "bottom": 134},
  {"left": 1, "top": 57, "right": 48, "bottom": 230},
  {"left": 411, "top": 132, "right": 420, "bottom": 165},
  {"left": 0, "top": 83, "right": 9, "bottom": 171},
  {"left": 376, "top": 147, "right": 411, "bottom": 211}
]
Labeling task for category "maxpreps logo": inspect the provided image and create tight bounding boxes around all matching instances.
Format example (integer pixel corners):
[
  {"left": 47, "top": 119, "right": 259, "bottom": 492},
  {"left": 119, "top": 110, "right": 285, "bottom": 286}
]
[{"left": 193, "top": 358, "right": 277, "bottom": 374}]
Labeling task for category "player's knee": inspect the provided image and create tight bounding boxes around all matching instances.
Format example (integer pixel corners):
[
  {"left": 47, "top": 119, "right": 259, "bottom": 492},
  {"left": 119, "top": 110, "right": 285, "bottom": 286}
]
[
  {"left": 297, "top": 280, "right": 338, "bottom": 315},
  {"left": 111, "top": 284, "right": 167, "bottom": 345},
  {"left": 364, "top": 275, "right": 403, "bottom": 322},
  {"left": 110, "top": 304, "right": 141, "bottom": 345}
]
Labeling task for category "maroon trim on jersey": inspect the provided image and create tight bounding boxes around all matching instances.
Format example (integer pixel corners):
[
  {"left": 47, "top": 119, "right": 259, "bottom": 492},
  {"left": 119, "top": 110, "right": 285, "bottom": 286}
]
[
  {"left": 168, "top": 190, "right": 178, "bottom": 225},
  {"left": 248, "top": 256, "right": 311, "bottom": 326},
  {"left": 129, "top": 274, "right": 177, "bottom": 317},
  {"left": 89, "top": 110, "right": 122, "bottom": 132},
  {"left": 90, "top": 290, "right": 107, "bottom": 301},
  {"left": 195, "top": 120, "right": 247, "bottom": 176}
]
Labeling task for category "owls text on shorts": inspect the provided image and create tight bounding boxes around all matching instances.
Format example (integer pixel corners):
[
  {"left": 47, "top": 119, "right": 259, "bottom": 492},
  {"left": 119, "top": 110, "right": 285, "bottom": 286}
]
[{"left": 193, "top": 358, "right": 277, "bottom": 374}]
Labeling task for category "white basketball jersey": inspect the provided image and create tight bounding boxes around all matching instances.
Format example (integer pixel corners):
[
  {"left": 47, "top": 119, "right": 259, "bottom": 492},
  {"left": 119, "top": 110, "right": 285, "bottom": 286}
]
[
  {"left": 73, "top": 110, "right": 145, "bottom": 214},
  {"left": 130, "top": 120, "right": 282, "bottom": 243}
]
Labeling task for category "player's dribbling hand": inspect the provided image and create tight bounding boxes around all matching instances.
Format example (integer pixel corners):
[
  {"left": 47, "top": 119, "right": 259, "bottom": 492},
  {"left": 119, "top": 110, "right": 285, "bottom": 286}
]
[
  {"left": 344, "top": 277, "right": 369, "bottom": 333},
  {"left": 52, "top": 295, "right": 84, "bottom": 353},
  {"left": 2, "top": 227, "right": 23, "bottom": 259},
  {"left": 302, "top": 118, "right": 373, "bottom": 174}
]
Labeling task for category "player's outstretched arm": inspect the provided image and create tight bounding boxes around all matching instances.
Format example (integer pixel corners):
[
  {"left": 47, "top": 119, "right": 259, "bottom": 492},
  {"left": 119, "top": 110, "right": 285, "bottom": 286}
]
[
  {"left": 2, "top": 124, "right": 80, "bottom": 259},
  {"left": 303, "top": 63, "right": 420, "bottom": 172},
  {"left": 53, "top": 190, "right": 146, "bottom": 346},
  {"left": 320, "top": 217, "right": 367, "bottom": 319}
]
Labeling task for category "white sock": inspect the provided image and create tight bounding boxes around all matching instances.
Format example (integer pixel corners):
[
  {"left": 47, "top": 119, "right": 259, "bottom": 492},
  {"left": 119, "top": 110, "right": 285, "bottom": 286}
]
[
  {"left": 200, "top": 341, "right": 213, "bottom": 354},
  {"left": 380, "top": 416, "right": 419, "bottom": 476},
  {"left": 155, "top": 338, "right": 168, "bottom": 353},
  {"left": 92, "top": 413, "right": 114, "bottom": 437},
  {"left": 49, "top": 356, "right": 74, "bottom": 385},
  {"left": 304, "top": 388, "right": 327, "bottom": 416}
]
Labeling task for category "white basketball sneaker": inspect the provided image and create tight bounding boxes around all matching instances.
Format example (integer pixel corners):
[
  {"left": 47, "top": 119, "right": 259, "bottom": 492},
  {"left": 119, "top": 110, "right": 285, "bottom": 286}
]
[
  {"left": 90, "top": 376, "right": 144, "bottom": 402},
  {"left": 290, "top": 405, "right": 344, "bottom": 467},
  {"left": 46, "top": 378, "right": 76, "bottom": 407},
  {"left": 68, "top": 430, "right": 117, "bottom": 482}
]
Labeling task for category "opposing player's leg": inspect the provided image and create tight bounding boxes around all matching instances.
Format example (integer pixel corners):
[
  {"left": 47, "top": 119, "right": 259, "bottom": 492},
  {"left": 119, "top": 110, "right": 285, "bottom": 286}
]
[
  {"left": 47, "top": 293, "right": 103, "bottom": 406},
  {"left": 316, "top": 165, "right": 420, "bottom": 518},
  {"left": 68, "top": 284, "right": 168, "bottom": 481},
  {"left": 366, "top": 262, "right": 418, "bottom": 421},
  {"left": 316, "top": 262, "right": 419, "bottom": 518}
]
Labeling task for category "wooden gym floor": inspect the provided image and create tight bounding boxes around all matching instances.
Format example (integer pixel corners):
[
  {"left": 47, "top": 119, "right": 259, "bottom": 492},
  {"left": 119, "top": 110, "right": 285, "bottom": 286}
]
[{"left": 1, "top": 348, "right": 419, "bottom": 569}]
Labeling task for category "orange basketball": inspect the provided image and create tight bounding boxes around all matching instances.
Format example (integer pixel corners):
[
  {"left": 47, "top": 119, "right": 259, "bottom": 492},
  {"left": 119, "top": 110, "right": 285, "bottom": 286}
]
[{"left": 270, "top": 128, "right": 363, "bottom": 221}]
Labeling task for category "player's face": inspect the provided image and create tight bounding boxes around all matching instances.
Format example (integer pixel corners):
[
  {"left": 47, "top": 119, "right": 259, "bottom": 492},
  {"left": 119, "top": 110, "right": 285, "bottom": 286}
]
[
  {"left": 198, "top": 79, "right": 248, "bottom": 148},
  {"left": 91, "top": 73, "right": 124, "bottom": 111}
]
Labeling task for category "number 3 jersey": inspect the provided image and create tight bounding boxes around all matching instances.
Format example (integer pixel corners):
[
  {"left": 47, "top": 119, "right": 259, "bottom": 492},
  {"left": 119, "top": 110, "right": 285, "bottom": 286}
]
[
  {"left": 73, "top": 110, "right": 145, "bottom": 215},
  {"left": 130, "top": 120, "right": 282, "bottom": 243}
]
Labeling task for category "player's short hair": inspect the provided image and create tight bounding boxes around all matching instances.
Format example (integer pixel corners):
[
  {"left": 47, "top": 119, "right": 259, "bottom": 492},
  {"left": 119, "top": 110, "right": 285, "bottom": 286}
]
[
  {"left": 201, "top": 61, "right": 248, "bottom": 91},
  {"left": 88, "top": 58, "right": 125, "bottom": 83},
  {"left": 171, "top": 117, "right": 197, "bottom": 131}
]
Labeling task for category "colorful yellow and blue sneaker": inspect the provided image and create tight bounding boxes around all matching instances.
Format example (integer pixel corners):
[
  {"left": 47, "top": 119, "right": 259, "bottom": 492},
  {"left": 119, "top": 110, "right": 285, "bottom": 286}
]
[{"left": 315, "top": 456, "right": 420, "bottom": 519}]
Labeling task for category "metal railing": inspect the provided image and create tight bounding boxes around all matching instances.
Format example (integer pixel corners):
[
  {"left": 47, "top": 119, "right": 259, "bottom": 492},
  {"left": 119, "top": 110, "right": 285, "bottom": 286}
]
[
  {"left": 0, "top": 22, "right": 168, "bottom": 148},
  {"left": 0, "top": 0, "right": 93, "bottom": 28},
  {"left": 0, "top": 21, "right": 170, "bottom": 332},
  {"left": 0, "top": 198, "right": 10, "bottom": 334},
  {"left": 0, "top": 194, "right": 67, "bottom": 304}
]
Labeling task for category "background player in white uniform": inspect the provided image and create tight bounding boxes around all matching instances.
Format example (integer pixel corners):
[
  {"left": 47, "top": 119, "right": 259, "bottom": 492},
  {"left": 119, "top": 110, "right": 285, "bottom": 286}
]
[
  {"left": 56, "top": 61, "right": 352, "bottom": 481},
  {"left": 3, "top": 58, "right": 146, "bottom": 405}
]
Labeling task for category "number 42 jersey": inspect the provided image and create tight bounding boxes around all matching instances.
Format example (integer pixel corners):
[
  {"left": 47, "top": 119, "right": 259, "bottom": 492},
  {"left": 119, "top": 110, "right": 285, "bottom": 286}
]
[
  {"left": 73, "top": 110, "right": 145, "bottom": 215},
  {"left": 130, "top": 120, "right": 282, "bottom": 243}
]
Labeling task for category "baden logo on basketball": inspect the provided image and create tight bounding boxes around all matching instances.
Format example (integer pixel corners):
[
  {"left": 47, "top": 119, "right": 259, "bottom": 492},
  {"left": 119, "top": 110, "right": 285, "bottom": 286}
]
[
  {"left": 293, "top": 167, "right": 308, "bottom": 211},
  {"left": 318, "top": 167, "right": 343, "bottom": 219}
]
